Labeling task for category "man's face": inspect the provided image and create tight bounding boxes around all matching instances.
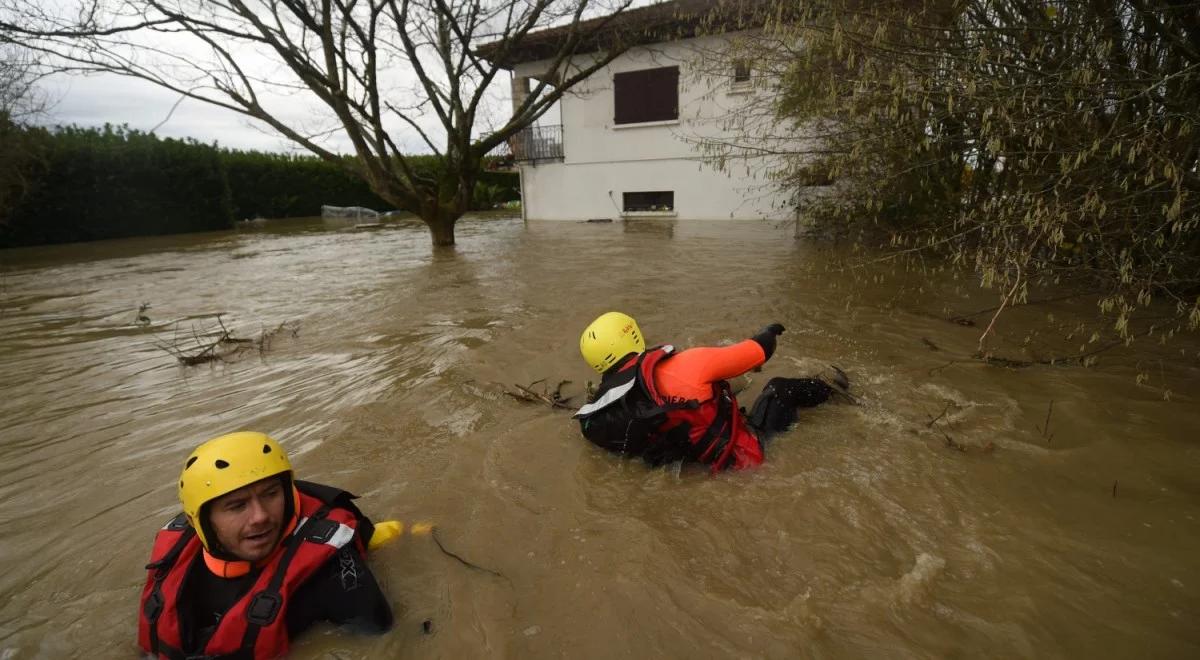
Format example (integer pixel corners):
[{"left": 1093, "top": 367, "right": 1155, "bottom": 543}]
[{"left": 208, "top": 477, "right": 287, "bottom": 562}]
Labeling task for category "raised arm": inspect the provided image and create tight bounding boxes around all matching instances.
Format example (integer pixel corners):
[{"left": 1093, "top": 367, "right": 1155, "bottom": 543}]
[{"left": 654, "top": 324, "right": 786, "bottom": 400}]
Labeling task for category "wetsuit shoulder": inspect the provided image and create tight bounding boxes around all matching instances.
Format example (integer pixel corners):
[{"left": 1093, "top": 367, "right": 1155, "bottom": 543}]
[
  {"left": 294, "top": 479, "right": 377, "bottom": 542},
  {"left": 285, "top": 543, "right": 394, "bottom": 636}
]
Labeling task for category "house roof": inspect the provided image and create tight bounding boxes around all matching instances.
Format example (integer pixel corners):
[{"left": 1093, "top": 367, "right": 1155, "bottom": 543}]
[{"left": 476, "top": 0, "right": 782, "bottom": 68}]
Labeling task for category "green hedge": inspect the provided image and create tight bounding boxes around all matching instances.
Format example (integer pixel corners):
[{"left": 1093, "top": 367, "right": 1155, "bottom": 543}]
[
  {"left": 0, "top": 124, "right": 521, "bottom": 248},
  {"left": 2, "top": 125, "right": 232, "bottom": 246},
  {"left": 222, "top": 150, "right": 391, "bottom": 220}
]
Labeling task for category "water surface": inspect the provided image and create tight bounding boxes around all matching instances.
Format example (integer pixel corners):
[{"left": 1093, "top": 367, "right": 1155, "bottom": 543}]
[{"left": 1, "top": 216, "right": 1197, "bottom": 658}]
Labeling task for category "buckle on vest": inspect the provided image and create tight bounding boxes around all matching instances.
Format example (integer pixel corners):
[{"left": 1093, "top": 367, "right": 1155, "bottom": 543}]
[
  {"left": 246, "top": 591, "right": 282, "bottom": 626},
  {"left": 303, "top": 519, "right": 339, "bottom": 544}
]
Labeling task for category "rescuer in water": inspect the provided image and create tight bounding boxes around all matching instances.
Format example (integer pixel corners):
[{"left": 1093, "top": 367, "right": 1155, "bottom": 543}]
[
  {"left": 137, "top": 431, "right": 399, "bottom": 658},
  {"left": 575, "top": 312, "right": 849, "bottom": 471}
]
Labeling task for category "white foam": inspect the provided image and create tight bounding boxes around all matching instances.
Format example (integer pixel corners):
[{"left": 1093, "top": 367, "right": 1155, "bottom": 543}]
[{"left": 895, "top": 553, "right": 947, "bottom": 605}]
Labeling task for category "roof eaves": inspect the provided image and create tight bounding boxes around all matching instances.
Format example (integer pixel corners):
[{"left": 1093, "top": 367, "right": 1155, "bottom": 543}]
[{"left": 476, "top": 0, "right": 778, "bottom": 69}]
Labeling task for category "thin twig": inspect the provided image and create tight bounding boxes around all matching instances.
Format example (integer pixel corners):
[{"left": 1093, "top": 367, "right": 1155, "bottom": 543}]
[
  {"left": 553, "top": 380, "right": 570, "bottom": 401},
  {"left": 1035, "top": 400, "right": 1055, "bottom": 443},
  {"left": 511, "top": 382, "right": 573, "bottom": 409},
  {"left": 928, "top": 360, "right": 956, "bottom": 376},
  {"left": 948, "top": 292, "right": 1086, "bottom": 324},
  {"left": 978, "top": 274, "right": 1022, "bottom": 355},
  {"left": 976, "top": 336, "right": 1131, "bottom": 368},
  {"left": 941, "top": 428, "right": 966, "bottom": 451},
  {"left": 431, "top": 528, "right": 504, "bottom": 578},
  {"left": 926, "top": 402, "right": 952, "bottom": 428}
]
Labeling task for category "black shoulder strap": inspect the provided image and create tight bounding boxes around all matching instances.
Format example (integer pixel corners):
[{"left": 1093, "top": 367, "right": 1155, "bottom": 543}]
[
  {"left": 238, "top": 504, "right": 333, "bottom": 655},
  {"left": 692, "top": 382, "right": 735, "bottom": 465},
  {"left": 294, "top": 480, "right": 356, "bottom": 505}
]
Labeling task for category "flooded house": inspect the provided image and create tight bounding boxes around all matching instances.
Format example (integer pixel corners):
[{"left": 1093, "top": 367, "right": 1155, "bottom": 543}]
[{"left": 480, "top": 0, "right": 801, "bottom": 223}]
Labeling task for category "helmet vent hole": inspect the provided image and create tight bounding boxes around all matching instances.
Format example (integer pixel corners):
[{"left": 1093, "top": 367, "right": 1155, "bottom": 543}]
[
  {"left": 179, "top": 480, "right": 184, "bottom": 489},
  {"left": 184, "top": 456, "right": 197, "bottom": 470},
  {"left": 214, "top": 459, "right": 230, "bottom": 469},
  {"left": 262, "top": 444, "right": 272, "bottom": 454}
]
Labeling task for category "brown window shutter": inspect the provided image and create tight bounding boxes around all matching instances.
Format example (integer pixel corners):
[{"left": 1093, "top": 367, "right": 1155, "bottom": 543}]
[
  {"left": 614, "top": 66, "right": 679, "bottom": 124},
  {"left": 614, "top": 70, "right": 638, "bottom": 124}
]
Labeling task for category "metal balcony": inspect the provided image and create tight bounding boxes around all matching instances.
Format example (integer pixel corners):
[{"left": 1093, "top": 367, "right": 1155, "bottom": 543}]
[{"left": 509, "top": 124, "right": 564, "bottom": 162}]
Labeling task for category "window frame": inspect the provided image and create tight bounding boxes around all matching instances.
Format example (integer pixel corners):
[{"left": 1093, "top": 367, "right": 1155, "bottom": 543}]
[
  {"left": 622, "top": 190, "right": 675, "bottom": 213},
  {"left": 732, "top": 59, "right": 752, "bottom": 84}
]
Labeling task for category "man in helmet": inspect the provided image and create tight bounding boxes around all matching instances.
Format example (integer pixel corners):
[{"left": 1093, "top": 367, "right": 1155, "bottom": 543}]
[
  {"left": 138, "top": 431, "right": 394, "bottom": 659},
  {"left": 575, "top": 312, "right": 847, "bottom": 471}
]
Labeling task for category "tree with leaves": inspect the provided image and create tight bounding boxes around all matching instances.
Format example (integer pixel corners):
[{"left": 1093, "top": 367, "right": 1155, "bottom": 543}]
[
  {"left": 1, "top": 0, "right": 638, "bottom": 246},
  {"left": 704, "top": 0, "right": 1200, "bottom": 360}
]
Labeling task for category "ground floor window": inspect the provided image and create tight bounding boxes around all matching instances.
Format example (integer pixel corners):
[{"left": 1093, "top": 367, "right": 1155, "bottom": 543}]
[{"left": 622, "top": 191, "right": 674, "bottom": 212}]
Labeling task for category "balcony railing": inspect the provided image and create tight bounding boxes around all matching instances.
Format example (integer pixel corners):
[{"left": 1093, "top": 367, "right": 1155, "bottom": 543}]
[{"left": 509, "top": 124, "right": 564, "bottom": 162}]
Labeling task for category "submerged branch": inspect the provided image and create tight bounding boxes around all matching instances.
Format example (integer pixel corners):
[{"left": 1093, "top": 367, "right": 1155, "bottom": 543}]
[
  {"left": 503, "top": 379, "right": 574, "bottom": 410},
  {"left": 155, "top": 314, "right": 299, "bottom": 365}
]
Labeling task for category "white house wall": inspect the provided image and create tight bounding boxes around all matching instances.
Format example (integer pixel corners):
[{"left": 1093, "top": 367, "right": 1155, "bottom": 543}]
[{"left": 512, "top": 33, "right": 799, "bottom": 222}]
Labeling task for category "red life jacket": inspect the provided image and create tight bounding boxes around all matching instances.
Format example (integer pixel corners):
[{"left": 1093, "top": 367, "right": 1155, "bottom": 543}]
[
  {"left": 574, "top": 346, "right": 762, "bottom": 472},
  {"left": 137, "top": 482, "right": 368, "bottom": 660}
]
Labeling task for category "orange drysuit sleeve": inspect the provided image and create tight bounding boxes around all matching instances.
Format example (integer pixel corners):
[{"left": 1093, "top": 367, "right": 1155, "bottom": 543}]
[{"left": 652, "top": 339, "right": 766, "bottom": 403}]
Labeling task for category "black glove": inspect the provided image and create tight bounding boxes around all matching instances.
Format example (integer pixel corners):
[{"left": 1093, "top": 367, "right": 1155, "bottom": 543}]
[{"left": 750, "top": 323, "right": 786, "bottom": 361}]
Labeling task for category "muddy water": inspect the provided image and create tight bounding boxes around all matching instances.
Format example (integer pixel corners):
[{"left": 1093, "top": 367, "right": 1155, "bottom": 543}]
[{"left": 0, "top": 216, "right": 1198, "bottom": 659}]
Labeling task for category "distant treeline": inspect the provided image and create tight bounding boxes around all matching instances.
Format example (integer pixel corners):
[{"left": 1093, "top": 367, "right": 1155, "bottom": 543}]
[{"left": 0, "top": 123, "right": 519, "bottom": 248}]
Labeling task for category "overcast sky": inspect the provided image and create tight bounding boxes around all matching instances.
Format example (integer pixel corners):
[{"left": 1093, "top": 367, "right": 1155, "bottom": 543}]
[
  {"left": 41, "top": 73, "right": 312, "bottom": 152},
  {"left": 40, "top": 69, "right": 513, "bottom": 155},
  {"left": 26, "top": 0, "right": 632, "bottom": 156}
]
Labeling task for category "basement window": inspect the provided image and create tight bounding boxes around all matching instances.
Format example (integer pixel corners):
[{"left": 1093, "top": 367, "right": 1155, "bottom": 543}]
[
  {"left": 623, "top": 191, "right": 674, "bottom": 212},
  {"left": 613, "top": 66, "right": 679, "bottom": 125}
]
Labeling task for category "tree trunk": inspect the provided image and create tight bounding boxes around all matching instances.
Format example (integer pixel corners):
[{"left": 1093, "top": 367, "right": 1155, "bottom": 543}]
[{"left": 423, "top": 209, "right": 460, "bottom": 247}]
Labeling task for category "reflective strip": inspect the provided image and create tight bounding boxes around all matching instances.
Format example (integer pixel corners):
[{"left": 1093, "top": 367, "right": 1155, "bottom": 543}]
[
  {"left": 325, "top": 523, "right": 355, "bottom": 549},
  {"left": 575, "top": 380, "right": 635, "bottom": 418},
  {"left": 293, "top": 516, "right": 354, "bottom": 548}
]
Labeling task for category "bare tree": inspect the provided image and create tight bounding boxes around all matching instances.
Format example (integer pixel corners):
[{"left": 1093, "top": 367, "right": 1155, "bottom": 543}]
[
  {"left": 0, "top": 44, "right": 49, "bottom": 121},
  {"left": 0, "top": 44, "right": 51, "bottom": 221},
  {"left": 1, "top": 0, "right": 638, "bottom": 246}
]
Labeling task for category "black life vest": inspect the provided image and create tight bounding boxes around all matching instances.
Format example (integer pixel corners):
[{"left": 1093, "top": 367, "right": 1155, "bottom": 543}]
[
  {"left": 137, "top": 481, "right": 371, "bottom": 659},
  {"left": 574, "top": 346, "right": 749, "bottom": 470}
]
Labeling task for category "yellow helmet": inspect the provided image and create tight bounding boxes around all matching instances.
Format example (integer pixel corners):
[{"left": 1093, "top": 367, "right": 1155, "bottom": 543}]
[
  {"left": 580, "top": 311, "right": 646, "bottom": 374},
  {"left": 178, "top": 431, "right": 293, "bottom": 551}
]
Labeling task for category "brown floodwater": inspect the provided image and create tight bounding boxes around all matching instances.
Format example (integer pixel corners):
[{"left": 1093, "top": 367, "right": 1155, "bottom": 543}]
[{"left": 0, "top": 216, "right": 1198, "bottom": 659}]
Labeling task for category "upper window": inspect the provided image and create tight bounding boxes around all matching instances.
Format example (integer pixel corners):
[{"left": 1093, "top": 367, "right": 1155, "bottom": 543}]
[
  {"left": 613, "top": 66, "right": 679, "bottom": 125},
  {"left": 732, "top": 60, "right": 752, "bottom": 84}
]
